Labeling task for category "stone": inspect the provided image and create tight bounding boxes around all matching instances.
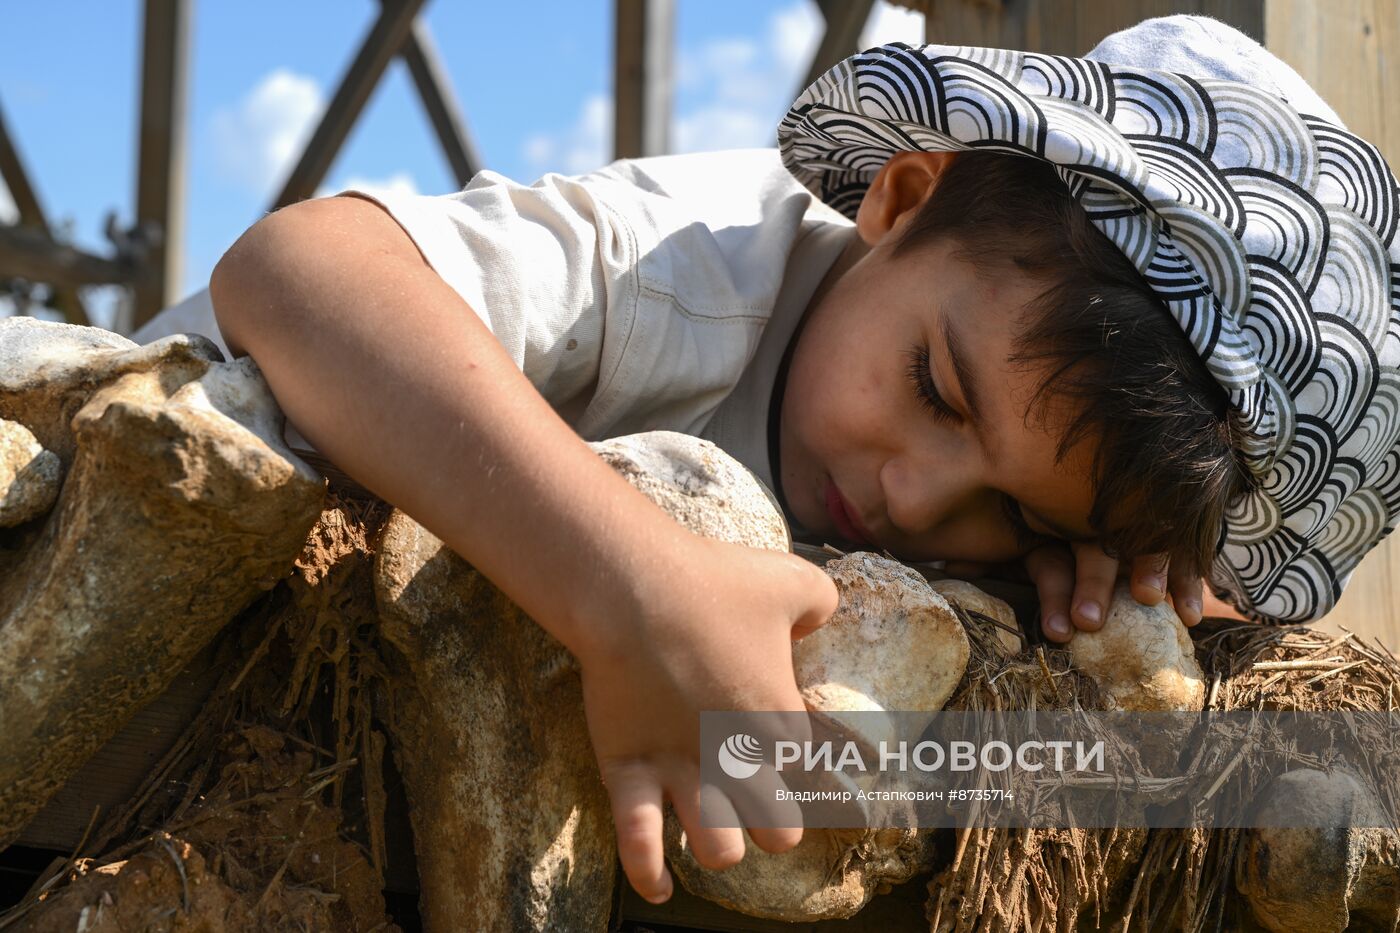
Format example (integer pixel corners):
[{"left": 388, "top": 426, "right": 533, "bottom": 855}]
[
  {"left": 667, "top": 551, "right": 963, "bottom": 922},
  {"left": 1237, "top": 769, "right": 1400, "bottom": 932},
  {"left": 373, "top": 432, "right": 951, "bottom": 928},
  {"left": 374, "top": 510, "right": 616, "bottom": 933},
  {"left": 665, "top": 820, "right": 935, "bottom": 923},
  {"left": 929, "top": 578, "right": 1023, "bottom": 654},
  {"left": 591, "top": 430, "right": 791, "bottom": 552},
  {"left": 0, "top": 318, "right": 324, "bottom": 847},
  {"left": 794, "top": 553, "right": 971, "bottom": 752},
  {"left": 0, "top": 418, "right": 61, "bottom": 527},
  {"left": 373, "top": 431, "right": 792, "bottom": 932},
  {"left": 1068, "top": 584, "right": 1206, "bottom": 712}
]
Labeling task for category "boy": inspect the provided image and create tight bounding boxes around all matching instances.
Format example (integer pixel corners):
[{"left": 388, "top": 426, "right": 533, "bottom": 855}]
[{"left": 207, "top": 14, "right": 1399, "bottom": 907}]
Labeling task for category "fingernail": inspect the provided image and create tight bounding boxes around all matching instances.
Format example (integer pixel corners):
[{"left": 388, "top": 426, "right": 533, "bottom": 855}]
[
  {"left": 648, "top": 888, "right": 672, "bottom": 904},
  {"left": 1075, "top": 601, "right": 1101, "bottom": 625},
  {"left": 1045, "top": 612, "right": 1070, "bottom": 638},
  {"left": 1181, "top": 596, "right": 1202, "bottom": 621},
  {"left": 1140, "top": 574, "right": 1166, "bottom": 595}
]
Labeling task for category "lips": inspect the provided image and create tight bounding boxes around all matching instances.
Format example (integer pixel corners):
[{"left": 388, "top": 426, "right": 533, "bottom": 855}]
[{"left": 824, "top": 479, "right": 876, "bottom": 548}]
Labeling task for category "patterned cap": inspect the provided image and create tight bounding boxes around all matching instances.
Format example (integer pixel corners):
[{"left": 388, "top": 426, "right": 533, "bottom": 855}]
[{"left": 778, "top": 16, "right": 1400, "bottom": 623}]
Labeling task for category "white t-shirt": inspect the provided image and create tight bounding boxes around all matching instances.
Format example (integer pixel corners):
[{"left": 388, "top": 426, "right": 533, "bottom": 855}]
[
  {"left": 340, "top": 148, "right": 856, "bottom": 497},
  {"left": 132, "top": 149, "right": 855, "bottom": 499}
]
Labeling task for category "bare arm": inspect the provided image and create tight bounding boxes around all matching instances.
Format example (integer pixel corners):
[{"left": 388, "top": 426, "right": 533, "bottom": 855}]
[
  {"left": 213, "top": 194, "right": 687, "bottom": 656},
  {"left": 210, "top": 194, "right": 837, "bottom": 902}
]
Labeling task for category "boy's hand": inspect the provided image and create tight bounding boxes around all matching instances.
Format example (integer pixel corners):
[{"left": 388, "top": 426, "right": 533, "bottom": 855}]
[
  {"left": 570, "top": 533, "right": 838, "bottom": 905},
  {"left": 1021, "top": 541, "right": 1203, "bottom": 642}
]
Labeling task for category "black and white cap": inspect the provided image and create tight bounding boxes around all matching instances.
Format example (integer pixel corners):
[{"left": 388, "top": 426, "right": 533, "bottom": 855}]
[{"left": 778, "top": 15, "right": 1400, "bottom": 623}]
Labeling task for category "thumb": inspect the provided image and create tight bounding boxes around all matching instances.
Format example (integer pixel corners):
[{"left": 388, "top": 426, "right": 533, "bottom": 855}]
[{"left": 789, "top": 559, "right": 838, "bottom": 640}]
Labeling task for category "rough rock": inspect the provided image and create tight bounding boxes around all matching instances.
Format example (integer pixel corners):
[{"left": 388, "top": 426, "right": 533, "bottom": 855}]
[
  {"left": 373, "top": 431, "right": 792, "bottom": 932},
  {"left": 591, "top": 430, "right": 790, "bottom": 551},
  {"left": 666, "top": 820, "right": 935, "bottom": 922},
  {"left": 1068, "top": 584, "right": 1206, "bottom": 712},
  {"left": 0, "top": 316, "right": 159, "bottom": 463},
  {"left": 795, "top": 553, "right": 971, "bottom": 752},
  {"left": 374, "top": 510, "right": 615, "bottom": 933},
  {"left": 929, "top": 577, "right": 1023, "bottom": 654},
  {"left": 0, "top": 418, "right": 61, "bottom": 526},
  {"left": 666, "top": 552, "right": 962, "bottom": 922},
  {"left": 1063, "top": 585, "right": 1205, "bottom": 779},
  {"left": 1237, "top": 768, "right": 1400, "bottom": 932},
  {"left": 0, "top": 318, "right": 324, "bottom": 847}
]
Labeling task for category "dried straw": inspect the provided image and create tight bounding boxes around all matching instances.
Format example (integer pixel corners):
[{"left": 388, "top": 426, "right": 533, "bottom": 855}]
[{"left": 927, "top": 614, "right": 1400, "bottom": 932}]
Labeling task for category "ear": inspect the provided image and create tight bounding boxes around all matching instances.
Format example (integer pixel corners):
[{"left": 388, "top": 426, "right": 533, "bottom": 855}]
[{"left": 854, "top": 150, "right": 958, "bottom": 247}]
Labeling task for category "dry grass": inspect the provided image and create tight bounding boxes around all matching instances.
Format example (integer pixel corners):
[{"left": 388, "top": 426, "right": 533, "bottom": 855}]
[{"left": 926, "top": 613, "right": 1400, "bottom": 932}]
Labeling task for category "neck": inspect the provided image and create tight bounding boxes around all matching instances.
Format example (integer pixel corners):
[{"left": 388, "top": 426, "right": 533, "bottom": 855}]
[{"left": 805, "top": 231, "right": 869, "bottom": 318}]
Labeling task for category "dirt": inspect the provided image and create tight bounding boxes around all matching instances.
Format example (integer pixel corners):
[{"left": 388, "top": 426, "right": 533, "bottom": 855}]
[
  {"left": 19, "top": 726, "right": 396, "bottom": 932},
  {"left": 10, "top": 491, "right": 400, "bottom": 932}
]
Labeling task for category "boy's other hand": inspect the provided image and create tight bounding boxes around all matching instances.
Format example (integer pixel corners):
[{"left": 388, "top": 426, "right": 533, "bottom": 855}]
[
  {"left": 1021, "top": 542, "right": 1203, "bottom": 643},
  {"left": 570, "top": 534, "right": 838, "bottom": 905}
]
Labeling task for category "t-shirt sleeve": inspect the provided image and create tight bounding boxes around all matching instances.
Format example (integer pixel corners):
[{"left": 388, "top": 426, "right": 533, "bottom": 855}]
[
  {"left": 335, "top": 150, "right": 818, "bottom": 440},
  {"left": 337, "top": 169, "right": 616, "bottom": 425}
]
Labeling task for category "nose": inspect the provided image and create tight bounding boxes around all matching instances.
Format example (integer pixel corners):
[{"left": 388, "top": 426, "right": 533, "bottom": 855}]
[{"left": 879, "top": 447, "right": 977, "bottom": 538}]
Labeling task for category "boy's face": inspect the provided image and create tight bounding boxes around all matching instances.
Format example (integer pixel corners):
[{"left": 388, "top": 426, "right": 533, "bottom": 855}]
[{"left": 778, "top": 153, "right": 1098, "bottom": 563}]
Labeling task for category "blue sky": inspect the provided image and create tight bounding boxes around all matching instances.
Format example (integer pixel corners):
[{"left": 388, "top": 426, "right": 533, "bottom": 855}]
[{"left": 0, "top": 1, "right": 923, "bottom": 327}]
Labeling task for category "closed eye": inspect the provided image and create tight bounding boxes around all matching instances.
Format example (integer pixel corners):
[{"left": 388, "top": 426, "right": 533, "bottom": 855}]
[
  {"left": 904, "top": 342, "right": 960, "bottom": 424},
  {"left": 1000, "top": 493, "right": 1050, "bottom": 550}
]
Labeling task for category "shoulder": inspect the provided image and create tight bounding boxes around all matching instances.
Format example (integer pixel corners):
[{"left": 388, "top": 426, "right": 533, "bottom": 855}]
[{"left": 579, "top": 148, "right": 835, "bottom": 225}]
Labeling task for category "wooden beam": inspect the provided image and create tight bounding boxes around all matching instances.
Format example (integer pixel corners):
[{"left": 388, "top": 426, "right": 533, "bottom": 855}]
[
  {"left": 802, "top": 0, "right": 876, "bottom": 92},
  {"left": 132, "top": 0, "right": 192, "bottom": 330},
  {"left": 613, "top": 0, "right": 674, "bottom": 159},
  {"left": 399, "top": 18, "right": 483, "bottom": 187},
  {"left": 271, "top": 0, "right": 427, "bottom": 210},
  {"left": 921, "top": 1, "right": 1264, "bottom": 58},
  {"left": 0, "top": 223, "right": 142, "bottom": 288},
  {"left": 0, "top": 100, "right": 92, "bottom": 326},
  {"left": 1265, "top": 0, "right": 1399, "bottom": 648},
  {"left": 0, "top": 101, "right": 46, "bottom": 226}
]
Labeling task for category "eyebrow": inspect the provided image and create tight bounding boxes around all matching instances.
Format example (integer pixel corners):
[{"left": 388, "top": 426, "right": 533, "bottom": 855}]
[
  {"left": 939, "top": 314, "right": 984, "bottom": 426},
  {"left": 939, "top": 314, "right": 1093, "bottom": 543}
]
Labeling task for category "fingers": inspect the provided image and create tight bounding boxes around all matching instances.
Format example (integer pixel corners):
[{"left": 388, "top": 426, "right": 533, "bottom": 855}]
[
  {"left": 788, "top": 558, "right": 839, "bottom": 640},
  {"left": 1168, "top": 565, "right": 1204, "bottom": 626},
  {"left": 728, "top": 761, "right": 806, "bottom": 854},
  {"left": 1130, "top": 554, "right": 1202, "bottom": 624},
  {"left": 678, "top": 755, "right": 804, "bottom": 869},
  {"left": 1068, "top": 541, "right": 1119, "bottom": 633},
  {"left": 668, "top": 774, "right": 746, "bottom": 871},
  {"left": 1023, "top": 543, "right": 1075, "bottom": 643},
  {"left": 600, "top": 760, "right": 673, "bottom": 904},
  {"left": 1128, "top": 553, "right": 1169, "bottom": 606}
]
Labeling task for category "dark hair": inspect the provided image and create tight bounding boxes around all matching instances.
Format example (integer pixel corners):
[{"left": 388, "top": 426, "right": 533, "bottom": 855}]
[{"left": 891, "top": 150, "right": 1253, "bottom": 575}]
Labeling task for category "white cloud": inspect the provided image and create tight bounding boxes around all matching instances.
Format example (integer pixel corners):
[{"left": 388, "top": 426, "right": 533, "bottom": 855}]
[
  {"left": 210, "top": 69, "right": 323, "bottom": 197},
  {"left": 770, "top": 1, "right": 824, "bottom": 80},
  {"left": 521, "top": 93, "right": 612, "bottom": 177},
  {"left": 861, "top": 2, "right": 925, "bottom": 47},
  {"left": 315, "top": 172, "right": 421, "bottom": 201},
  {"left": 671, "top": 1, "right": 823, "bottom": 154},
  {"left": 0, "top": 178, "right": 15, "bottom": 224},
  {"left": 520, "top": 2, "right": 923, "bottom": 174}
]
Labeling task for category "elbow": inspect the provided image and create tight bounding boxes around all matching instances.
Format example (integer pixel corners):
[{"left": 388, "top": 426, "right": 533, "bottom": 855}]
[
  {"left": 210, "top": 212, "right": 281, "bottom": 358},
  {"left": 209, "top": 201, "right": 319, "bottom": 358},
  {"left": 210, "top": 194, "right": 416, "bottom": 359}
]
